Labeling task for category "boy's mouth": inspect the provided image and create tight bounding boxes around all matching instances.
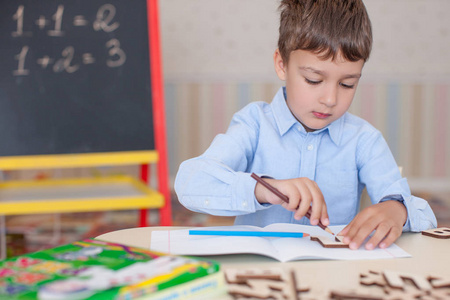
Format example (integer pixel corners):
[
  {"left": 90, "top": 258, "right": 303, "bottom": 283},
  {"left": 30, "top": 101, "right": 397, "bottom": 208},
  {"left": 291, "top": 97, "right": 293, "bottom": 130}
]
[{"left": 312, "top": 111, "right": 331, "bottom": 119}]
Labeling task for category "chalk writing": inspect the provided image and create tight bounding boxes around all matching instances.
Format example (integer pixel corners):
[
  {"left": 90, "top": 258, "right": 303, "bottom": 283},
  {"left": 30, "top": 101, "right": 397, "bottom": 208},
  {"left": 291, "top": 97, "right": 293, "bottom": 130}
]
[{"left": 10, "top": 3, "right": 126, "bottom": 76}]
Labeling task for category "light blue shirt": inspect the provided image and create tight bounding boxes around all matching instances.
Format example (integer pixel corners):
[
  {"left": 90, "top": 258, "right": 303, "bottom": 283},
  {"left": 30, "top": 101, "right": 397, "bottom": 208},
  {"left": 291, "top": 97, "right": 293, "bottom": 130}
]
[{"left": 175, "top": 87, "right": 437, "bottom": 231}]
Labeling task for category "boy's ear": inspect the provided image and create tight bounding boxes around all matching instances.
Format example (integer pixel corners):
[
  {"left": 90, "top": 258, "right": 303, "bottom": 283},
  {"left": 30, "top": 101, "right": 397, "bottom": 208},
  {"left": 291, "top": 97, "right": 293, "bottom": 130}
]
[{"left": 274, "top": 49, "right": 287, "bottom": 81}]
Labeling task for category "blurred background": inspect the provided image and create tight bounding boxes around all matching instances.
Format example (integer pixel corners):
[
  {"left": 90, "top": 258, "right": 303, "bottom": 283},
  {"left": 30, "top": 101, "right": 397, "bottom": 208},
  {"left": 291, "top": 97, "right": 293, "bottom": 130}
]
[
  {"left": 162, "top": 0, "right": 450, "bottom": 185},
  {"left": 4, "top": 0, "right": 449, "bottom": 256},
  {"left": 161, "top": 0, "right": 450, "bottom": 228}
]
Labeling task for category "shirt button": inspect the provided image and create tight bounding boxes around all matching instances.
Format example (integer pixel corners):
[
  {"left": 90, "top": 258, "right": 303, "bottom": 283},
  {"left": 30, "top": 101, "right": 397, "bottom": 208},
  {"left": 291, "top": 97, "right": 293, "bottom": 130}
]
[
  {"left": 307, "top": 144, "right": 314, "bottom": 151},
  {"left": 204, "top": 199, "right": 209, "bottom": 206},
  {"left": 242, "top": 201, "right": 248, "bottom": 207}
]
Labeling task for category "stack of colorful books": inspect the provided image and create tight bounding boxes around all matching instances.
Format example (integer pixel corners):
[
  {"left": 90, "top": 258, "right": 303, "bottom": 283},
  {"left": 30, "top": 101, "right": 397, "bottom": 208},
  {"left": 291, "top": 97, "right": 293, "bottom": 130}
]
[{"left": 0, "top": 238, "right": 224, "bottom": 299}]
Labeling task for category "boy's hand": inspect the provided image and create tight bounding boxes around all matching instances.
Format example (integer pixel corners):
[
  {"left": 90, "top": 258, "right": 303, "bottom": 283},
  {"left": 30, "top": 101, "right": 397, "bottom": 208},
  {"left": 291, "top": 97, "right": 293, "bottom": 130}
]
[
  {"left": 254, "top": 177, "right": 329, "bottom": 226},
  {"left": 339, "top": 200, "right": 407, "bottom": 250}
]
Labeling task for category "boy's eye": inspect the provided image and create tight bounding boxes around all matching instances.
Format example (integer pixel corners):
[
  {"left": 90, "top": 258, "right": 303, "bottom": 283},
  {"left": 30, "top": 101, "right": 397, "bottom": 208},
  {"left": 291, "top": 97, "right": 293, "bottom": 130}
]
[
  {"left": 340, "top": 82, "right": 355, "bottom": 89},
  {"left": 305, "top": 78, "right": 321, "bottom": 85}
]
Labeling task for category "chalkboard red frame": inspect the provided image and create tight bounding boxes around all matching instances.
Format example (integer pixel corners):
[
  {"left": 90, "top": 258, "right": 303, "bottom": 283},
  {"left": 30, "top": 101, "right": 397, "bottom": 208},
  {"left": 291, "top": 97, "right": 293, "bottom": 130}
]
[{"left": 143, "top": 0, "right": 171, "bottom": 226}]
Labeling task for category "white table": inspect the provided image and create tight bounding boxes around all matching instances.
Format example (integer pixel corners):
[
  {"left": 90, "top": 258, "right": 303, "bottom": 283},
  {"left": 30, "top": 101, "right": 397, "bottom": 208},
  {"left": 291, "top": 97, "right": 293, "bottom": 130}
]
[{"left": 96, "top": 227, "right": 450, "bottom": 298}]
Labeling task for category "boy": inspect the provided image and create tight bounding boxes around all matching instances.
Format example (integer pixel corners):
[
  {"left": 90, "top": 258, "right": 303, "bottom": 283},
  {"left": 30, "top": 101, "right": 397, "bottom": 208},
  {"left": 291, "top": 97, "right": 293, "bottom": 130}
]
[{"left": 175, "top": 0, "right": 437, "bottom": 250}]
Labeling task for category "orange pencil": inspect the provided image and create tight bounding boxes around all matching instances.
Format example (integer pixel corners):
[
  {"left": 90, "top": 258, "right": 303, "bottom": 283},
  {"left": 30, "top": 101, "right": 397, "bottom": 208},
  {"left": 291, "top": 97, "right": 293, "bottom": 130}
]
[{"left": 251, "top": 173, "right": 334, "bottom": 235}]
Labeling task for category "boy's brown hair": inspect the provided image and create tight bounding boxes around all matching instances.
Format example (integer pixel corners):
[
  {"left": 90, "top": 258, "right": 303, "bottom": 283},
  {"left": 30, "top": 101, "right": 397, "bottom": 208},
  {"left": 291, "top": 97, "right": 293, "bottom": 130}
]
[{"left": 278, "top": 0, "right": 372, "bottom": 63}]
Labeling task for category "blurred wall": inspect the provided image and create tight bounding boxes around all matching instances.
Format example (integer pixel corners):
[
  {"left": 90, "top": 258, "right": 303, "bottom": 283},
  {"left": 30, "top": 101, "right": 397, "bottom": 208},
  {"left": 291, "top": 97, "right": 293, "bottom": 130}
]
[{"left": 160, "top": 0, "right": 450, "bottom": 190}]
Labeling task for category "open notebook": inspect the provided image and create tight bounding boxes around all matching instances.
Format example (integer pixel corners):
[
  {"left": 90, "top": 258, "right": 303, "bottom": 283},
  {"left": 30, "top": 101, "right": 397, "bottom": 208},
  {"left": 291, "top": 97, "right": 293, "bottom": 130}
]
[{"left": 150, "top": 223, "right": 411, "bottom": 262}]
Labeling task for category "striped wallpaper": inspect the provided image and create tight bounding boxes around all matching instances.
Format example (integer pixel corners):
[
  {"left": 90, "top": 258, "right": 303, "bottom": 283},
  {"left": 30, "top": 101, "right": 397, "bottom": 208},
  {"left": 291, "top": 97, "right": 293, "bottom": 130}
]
[
  {"left": 165, "top": 81, "right": 450, "bottom": 180},
  {"left": 2, "top": 81, "right": 448, "bottom": 186}
]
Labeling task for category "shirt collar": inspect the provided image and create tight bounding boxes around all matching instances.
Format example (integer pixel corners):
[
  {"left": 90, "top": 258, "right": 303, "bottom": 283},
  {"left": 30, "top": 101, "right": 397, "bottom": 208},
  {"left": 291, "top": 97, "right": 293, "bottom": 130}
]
[
  {"left": 326, "top": 114, "right": 344, "bottom": 146},
  {"left": 271, "top": 87, "right": 298, "bottom": 135},
  {"left": 271, "top": 87, "right": 344, "bottom": 146}
]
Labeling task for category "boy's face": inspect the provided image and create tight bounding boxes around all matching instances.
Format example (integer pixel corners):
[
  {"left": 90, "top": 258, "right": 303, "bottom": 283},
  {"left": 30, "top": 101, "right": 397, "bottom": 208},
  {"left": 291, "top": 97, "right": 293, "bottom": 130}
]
[{"left": 274, "top": 49, "right": 364, "bottom": 132}]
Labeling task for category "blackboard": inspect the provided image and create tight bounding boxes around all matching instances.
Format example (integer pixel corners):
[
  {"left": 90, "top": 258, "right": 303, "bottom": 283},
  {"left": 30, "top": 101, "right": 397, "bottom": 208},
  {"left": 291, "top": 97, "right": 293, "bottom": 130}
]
[{"left": 0, "top": 0, "right": 155, "bottom": 157}]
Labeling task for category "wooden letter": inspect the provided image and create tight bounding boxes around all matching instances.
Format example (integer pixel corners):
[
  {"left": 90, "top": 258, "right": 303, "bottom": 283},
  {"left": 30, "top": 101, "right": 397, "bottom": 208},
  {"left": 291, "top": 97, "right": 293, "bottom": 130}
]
[
  {"left": 311, "top": 235, "right": 349, "bottom": 248},
  {"left": 421, "top": 227, "right": 450, "bottom": 239},
  {"left": 382, "top": 270, "right": 432, "bottom": 291}
]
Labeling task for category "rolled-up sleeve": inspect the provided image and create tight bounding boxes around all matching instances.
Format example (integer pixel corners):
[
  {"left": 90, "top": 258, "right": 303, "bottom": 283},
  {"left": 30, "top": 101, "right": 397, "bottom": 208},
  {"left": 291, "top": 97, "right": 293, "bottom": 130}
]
[
  {"left": 174, "top": 105, "right": 270, "bottom": 216},
  {"left": 401, "top": 194, "right": 437, "bottom": 231},
  {"left": 358, "top": 130, "right": 437, "bottom": 232}
]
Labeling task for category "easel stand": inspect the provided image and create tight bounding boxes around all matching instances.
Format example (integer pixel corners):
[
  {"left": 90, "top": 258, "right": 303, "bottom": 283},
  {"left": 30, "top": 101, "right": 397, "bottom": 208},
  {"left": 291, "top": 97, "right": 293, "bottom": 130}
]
[
  {"left": 0, "top": 150, "right": 172, "bottom": 259},
  {"left": 0, "top": 0, "right": 172, "bottom": 259}
]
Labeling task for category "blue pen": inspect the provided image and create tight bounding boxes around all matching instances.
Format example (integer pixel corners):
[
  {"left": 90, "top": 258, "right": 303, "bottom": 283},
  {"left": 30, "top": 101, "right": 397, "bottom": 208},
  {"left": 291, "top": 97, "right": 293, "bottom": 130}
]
[{"left": 188, "top": 230, "right": 309, "bottom": 238}]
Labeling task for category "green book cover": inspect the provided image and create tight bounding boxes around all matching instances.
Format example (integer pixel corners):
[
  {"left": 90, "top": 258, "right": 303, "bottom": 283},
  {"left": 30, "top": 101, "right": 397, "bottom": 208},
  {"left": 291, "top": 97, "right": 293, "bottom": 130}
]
[{"left": 0, "top": 238, "right": 221, "bottom": 300}]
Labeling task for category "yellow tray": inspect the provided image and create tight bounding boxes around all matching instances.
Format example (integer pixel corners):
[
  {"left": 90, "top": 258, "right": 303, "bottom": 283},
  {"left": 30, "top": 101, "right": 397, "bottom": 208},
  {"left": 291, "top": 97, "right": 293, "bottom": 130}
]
[
  {"left": 0, "top": 175, "right": 164, "bottom": 215},
  {"left": 0, "top": 150, "right": 159, "bottom": 170}
]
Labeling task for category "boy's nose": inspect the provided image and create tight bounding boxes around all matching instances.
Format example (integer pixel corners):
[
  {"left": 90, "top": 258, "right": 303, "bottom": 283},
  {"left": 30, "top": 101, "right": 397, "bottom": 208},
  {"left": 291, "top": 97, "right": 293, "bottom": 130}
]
[{"left": 320, "top": 86, "right": 338, "bottom": 107}]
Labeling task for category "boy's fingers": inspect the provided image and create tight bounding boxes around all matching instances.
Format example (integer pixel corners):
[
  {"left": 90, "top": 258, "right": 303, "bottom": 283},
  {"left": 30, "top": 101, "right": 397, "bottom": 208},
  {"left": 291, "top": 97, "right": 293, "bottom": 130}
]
[
  {"left": 338, "top": 221, "right": 353, "bottom": 236},
  {"left": 345, "top": 217, "right": 377, "bottom": 248},
  {"left": 293, "top": 182, "right": 312, "bottom": 219},
  {"left": 297, "top": 185, "right": 312, "bottom": 211},
  {"left": 284, "top": 189, "right": 301, "bottom": 210},
  {"left": 379, "top": 227, "right": 402, "bottom": 249},
  {"left": 321, "top": 210, "right": 330, "bottom": 226},
  {"left": 364, "top": 224, "right": 390, "bottom": 250},
  {"left": 281, "top": 202, "right": 290, "bottom": 210},
  {"left": 342, "top": 217, "right": 364, "bottom": 244},
  {"left": 294, "top": 192, "right": 312, "bottom": 220},
  {"left": 306, "top": 180, "right": 325, "bottom": 223},
  {"left": 320, "top": 192, "right": 330, "bottom": 226},
  {"left": 348, "top": 226, "right": 373, "bottom": 250}
]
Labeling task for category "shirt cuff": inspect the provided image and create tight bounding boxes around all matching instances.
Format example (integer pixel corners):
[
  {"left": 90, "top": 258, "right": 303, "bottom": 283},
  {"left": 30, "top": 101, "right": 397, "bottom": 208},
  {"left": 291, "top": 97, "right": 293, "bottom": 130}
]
[
  {"left": 402, "top": 195, "right": 437, "bottom": 232},
  {"left": 379, "top": 194, "right": 437, "bottom": 232},
  {"left": 232, "top": 172, "right": 272, "bottom": 212}
]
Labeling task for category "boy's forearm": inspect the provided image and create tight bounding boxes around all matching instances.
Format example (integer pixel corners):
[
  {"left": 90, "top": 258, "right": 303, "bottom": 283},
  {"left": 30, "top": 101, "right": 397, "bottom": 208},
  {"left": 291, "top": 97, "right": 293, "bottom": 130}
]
[{"left": 175, "top": 158, "right": 265, "bottom": 216}]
